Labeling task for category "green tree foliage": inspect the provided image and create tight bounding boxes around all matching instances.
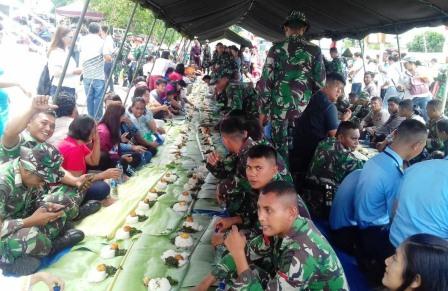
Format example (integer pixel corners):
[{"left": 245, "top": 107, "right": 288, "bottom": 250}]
[
  {"left": 407, "top": 31, "right": 445, "bottom": 53},
  {"left": 90, "top": 0, "right": 182, "bottom": 45}
]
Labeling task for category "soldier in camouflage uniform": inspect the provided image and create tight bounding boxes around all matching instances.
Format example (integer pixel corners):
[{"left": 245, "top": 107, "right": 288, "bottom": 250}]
[
  {"left": 226, "top": 82, "right": 260, "bottom": 119},
  {"left": 0, "top": 96, "right": 91, "bottom": 221},
  {"left": 426, "top": 99, "right": 447, "bottom": 153},
  {"left": 213, "top": 145, "right": 309, "bottom": 238},
  {"left": 202, "top": 40, "right": 212, "bottom": 74},
  {"left": 214, "top": 117, "right": 292, "bottom": 217},
  {"left": 257, "top": 11, "right": 326, "bottom": 162},
  {"left": 325, "top": 48, "right": 347, "bottom": 80},
  {"left": 350, "top": 92, "right": 371, "bottom": 127},
  {"left": 197, "top": 181, "right": 348, "bottom": 291},
  {"left": 0, "top": 144, "right": 67, "bottom": 266},
  {"left": 304, "top": 121, "right": 366, "bottom": 218}
]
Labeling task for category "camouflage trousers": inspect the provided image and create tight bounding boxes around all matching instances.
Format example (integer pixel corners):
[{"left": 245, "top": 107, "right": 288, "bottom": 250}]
[
  {"left": 0, "top": 214, "right": 67, "bottom": 264},
  {"left": 270, "top": 118, "right": 289, "bottom": 165},
  {"left": 39, "top": 184, "right": 83, "bottom": 221}
]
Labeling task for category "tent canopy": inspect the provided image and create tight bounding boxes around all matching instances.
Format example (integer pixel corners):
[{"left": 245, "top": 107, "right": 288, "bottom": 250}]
[
  {"left": 200, "top": 29, "right": 252, "bottom": 48},
  {"left": 138, "top": 0, "right": 448, "bottom": 41},
  {"left": 56, "top": 2, "right": 103, "bottom": 21}
]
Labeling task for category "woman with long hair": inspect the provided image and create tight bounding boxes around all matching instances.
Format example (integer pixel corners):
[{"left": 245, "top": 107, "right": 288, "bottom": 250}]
[
  {"left": 97, "top": 103, "right": 148, "bottom": 175},
  {"left": 47, "top": 26, "right": 82, "bottom": 98},
  {"left": 58, "top": 115, "right": 120, "bottom": 207},
  {"left": 382, "top": 233, "right": 448, "bottom": 291}
]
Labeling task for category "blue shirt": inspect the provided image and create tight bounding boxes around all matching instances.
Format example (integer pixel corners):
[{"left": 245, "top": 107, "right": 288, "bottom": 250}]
[
  {"left": 330, "top": 169, "right": 361, "bottom": 230},
  {"left": 389, "top": 159, "right": 448, "bottom": 247},
  {"left": 354, "top": 147, "right": 404, "bottom": 228}
]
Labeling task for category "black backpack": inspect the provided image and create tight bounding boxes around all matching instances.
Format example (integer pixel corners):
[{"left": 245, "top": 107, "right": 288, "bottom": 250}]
[{"left": 37, "top": 64, "right": 53, "bottom": 95}]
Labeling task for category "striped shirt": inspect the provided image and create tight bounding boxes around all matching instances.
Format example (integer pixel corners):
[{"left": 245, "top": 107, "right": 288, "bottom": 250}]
[{"left": 79, "top": 34, "right": 105, "bottom": 80}]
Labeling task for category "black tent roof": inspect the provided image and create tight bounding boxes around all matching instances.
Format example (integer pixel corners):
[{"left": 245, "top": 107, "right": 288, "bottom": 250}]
[
  {"left": 202, "top": 29, "right": 252, "bottom": 48},
  {"left": 138, "top": 0, "right": 448, "bottom": 41}
]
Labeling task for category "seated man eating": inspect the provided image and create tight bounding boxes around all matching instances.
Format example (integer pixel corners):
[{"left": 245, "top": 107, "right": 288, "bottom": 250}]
[
  {"left": 304, "top": 121, "right": 366, "bottom": 218},
  {"left": 197, "top": 181, "right": 347, "bottom": 290}
]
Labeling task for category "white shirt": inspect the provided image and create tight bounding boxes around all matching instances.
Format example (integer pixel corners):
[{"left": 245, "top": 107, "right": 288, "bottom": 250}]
[
  {"left": 352, "top": 58, "right": 365, "bottom": 83},
  {"left": 48, "top": 116, "right": 74, "bottom": 147},
  {"left": 386, "top": 62, "right": 402, "bottom": 86},
  {"left": 0, "top": 269, "right": 31, "bottom": 291},
  {"left": 79, "top": 33, "right": 106, "bottom": 80},
  {"left": 48, "top": 48, "right": 79, "bottom": 89},
  {"left": 150, "top": 58, "right": 174, "bottom": 77},
  {"left": 103, "top": 35, "right": 115, "bottom": 57},
  {"left": 142, "top": 62, "right": 154, "bottom": 76}
]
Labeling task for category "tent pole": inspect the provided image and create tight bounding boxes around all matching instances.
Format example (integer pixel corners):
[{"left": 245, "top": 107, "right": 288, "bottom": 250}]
[
  {"left": 177, "top": 37, "right": 187, "bottom": 62},
  {"left": 182, "top": 39, "right": 192, "bottom": 64},
  {"left": 358, "top": 39, "right": 366, "bottom": 73},
  {"left": 53, "top": 0, "right": 91, "bottom": 100},
  {"left": 167, "top": 29, "right": 176, "bottom": 50},
  {"left": 123, "top": 18, "right": 158, "bottom": 106},
  {"left": 396, "top": 34, "right": 403, "bottom": 72},
  {"left": 175, "top": 36, "right": 185, "bottom": 62},
  {"left": 94, "top": 1, "right": 139, "bottom": 120},
  {"left": 149, "top": 26, "right": 169, "bottom": 76},
  {"left": 442, "top": 74, "right": 448, "bottom": 113}
]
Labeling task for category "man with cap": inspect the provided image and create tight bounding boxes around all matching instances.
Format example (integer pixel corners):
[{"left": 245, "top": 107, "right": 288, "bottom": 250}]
[
  {"left": 257, "top": 10, "right": 326, "bottom": 163},
  {"left": 0, "top": 143, "right": 84, "bottom": 275}
]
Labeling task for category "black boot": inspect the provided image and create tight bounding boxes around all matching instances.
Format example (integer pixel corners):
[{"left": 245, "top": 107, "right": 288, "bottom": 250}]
[
  {"left": 0, "top": 256, "right": 41, "bottom": 276},
  {"left": 50, "top": 229, "right": 85, "bottom": 255},
  {"left": 73, "top": 200, "right": 101, "bottom": 221}
]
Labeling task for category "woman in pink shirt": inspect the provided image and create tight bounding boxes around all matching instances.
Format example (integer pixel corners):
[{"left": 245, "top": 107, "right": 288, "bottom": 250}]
[{"left": 58, "top": 115, "right": 121, "bottom": 206}]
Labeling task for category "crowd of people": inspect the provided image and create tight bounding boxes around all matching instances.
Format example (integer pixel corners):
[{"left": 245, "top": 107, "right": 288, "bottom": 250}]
[{"left": 0, "top": 8, "right": 448, "bottom": 291}]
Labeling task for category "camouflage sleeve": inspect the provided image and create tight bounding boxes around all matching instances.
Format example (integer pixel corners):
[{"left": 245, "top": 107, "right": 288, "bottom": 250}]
[
  {"left": 206, "top": 154, "right": 237, "bottom": 179},
  {"left": 312, "top": 49, "right": 326, "bottom": 90},
  {"left": 0, "top": 187, "right": 24, "bottom": 238},
  {"left": 257, "top": 47, "right": 276, "bottom": 116}
]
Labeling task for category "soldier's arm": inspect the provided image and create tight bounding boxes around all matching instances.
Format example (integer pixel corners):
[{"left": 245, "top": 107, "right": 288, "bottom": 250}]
[
  {"left": 0, "top": 187, "right": 25, "bottom": 238},
  {"left": 257, "top": 47, "right": 276, "bottom": 115},
  {"left": 312, "top": 49, "right": 326, "bottom": 90}
]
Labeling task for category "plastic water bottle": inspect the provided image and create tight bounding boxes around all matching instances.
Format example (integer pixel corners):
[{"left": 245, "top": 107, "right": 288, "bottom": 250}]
[
  {"left": 216, "top": 279, "right": 226, "bottom": 291},
  {"left": 110, "top": 179, "right": 118, "bottom": 197},
  {"left": 116, "top": 161, "right": 124, "bottom": 184}
]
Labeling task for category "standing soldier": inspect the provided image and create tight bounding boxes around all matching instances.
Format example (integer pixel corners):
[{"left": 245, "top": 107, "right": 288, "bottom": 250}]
[
  {"left": 202, "top": 40, "right": 212, "bottom": 74},
  {"left": 0, "top": 143, "right": 84, "bottom": 275},
  {"left": 257, "top": 10, "right": 326, "bottom": 163}
]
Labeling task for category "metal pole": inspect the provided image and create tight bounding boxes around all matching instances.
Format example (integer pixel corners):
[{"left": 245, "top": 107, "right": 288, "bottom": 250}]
[
  {"left": 358, "top": 39, "right": 366, "bottom": 73},
  {"left": 177, "top": 37, "right": 187, "bottom": 63},
  {"left": 182, "top": 39, "right": 192, "bottom": 64},
  {"left": 149, "top": 26, "right": 169, "bottom": 76},
  {"left": 53, "top": 0, "right": 91, "bottom": 100},
  {"left": 166, "top": 29, "right": 175, "bottom": 50},
  {"left": 123, "top": 18, "right": 158, "bottom": 106},
  {"left": 396, "top": 34, "right": 403, "bottom": 72},
  {"left": 94, "top": 1, "right": 139, "bottom": 120},
  {"left": 442, "top": 73, "right": 448, "bottom": 113}
]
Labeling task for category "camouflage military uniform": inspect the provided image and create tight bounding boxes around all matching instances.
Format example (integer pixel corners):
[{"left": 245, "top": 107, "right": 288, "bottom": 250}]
[
  {"left": 350, "top": 94, "right": 371, "bottom": 127},
  {"left": 304, "top": 137, "right": 365, "bottom": 218},
  {"left": 226, "top": 82, "right": 260, "bottom": 119},
  {"left": 325, "top": 57, "right": 346, "bottom": 79},
  {"left": 0, "top": 132, "right": 81, "bottom": 220},
  {"left": 206, "top": 153, "right": 238, "bottom": 180},
  {"left": 426, "top": 115, "right": 447, "bottom": 152},
  {"left": 0, "top": 144, "right": 67, "bottom": 263},
  {"left": 212, "top": 217, "right": 348, "bottom": 290},
  {"left": 257, "top": 12, "right": 326, "bottom": 162},
  {"left": 203, "top": 44, "right": 212, "bottom": 69},
  {"left": 217, "top": 137, "right": 293, "bottom": 216}
]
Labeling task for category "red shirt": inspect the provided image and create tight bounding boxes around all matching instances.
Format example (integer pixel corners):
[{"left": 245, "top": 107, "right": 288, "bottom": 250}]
[{"left": 58, "top": 136, "right": 91, "bottom": 174}]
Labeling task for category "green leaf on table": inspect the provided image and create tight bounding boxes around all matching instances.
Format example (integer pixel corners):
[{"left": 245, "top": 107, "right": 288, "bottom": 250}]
[
  {"left": 167, "top": 276, "right": 178, "bottom": 286},
  {"left": 115, "top": 248, "right": 127, "bottom": 257},
  {"left": 71, "top": 246, "right": 95, "bottom": 253},
  {"left": 164, "top": 257, "right": 180, "bottom": 268},
  {"left": 138, "top": 215, "right": 148, "bottom": 222}
]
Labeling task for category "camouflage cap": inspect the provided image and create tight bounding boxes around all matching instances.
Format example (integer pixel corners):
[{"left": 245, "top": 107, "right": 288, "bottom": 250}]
[
  {"left": 359, "top": 91, "right": 370, "bottom": 101},
  {"left": 284, "top": 10, "right": 308, "bottom": 27},
  {"left": 20, "top": 143, "right": 65, "bottom": 183}
]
